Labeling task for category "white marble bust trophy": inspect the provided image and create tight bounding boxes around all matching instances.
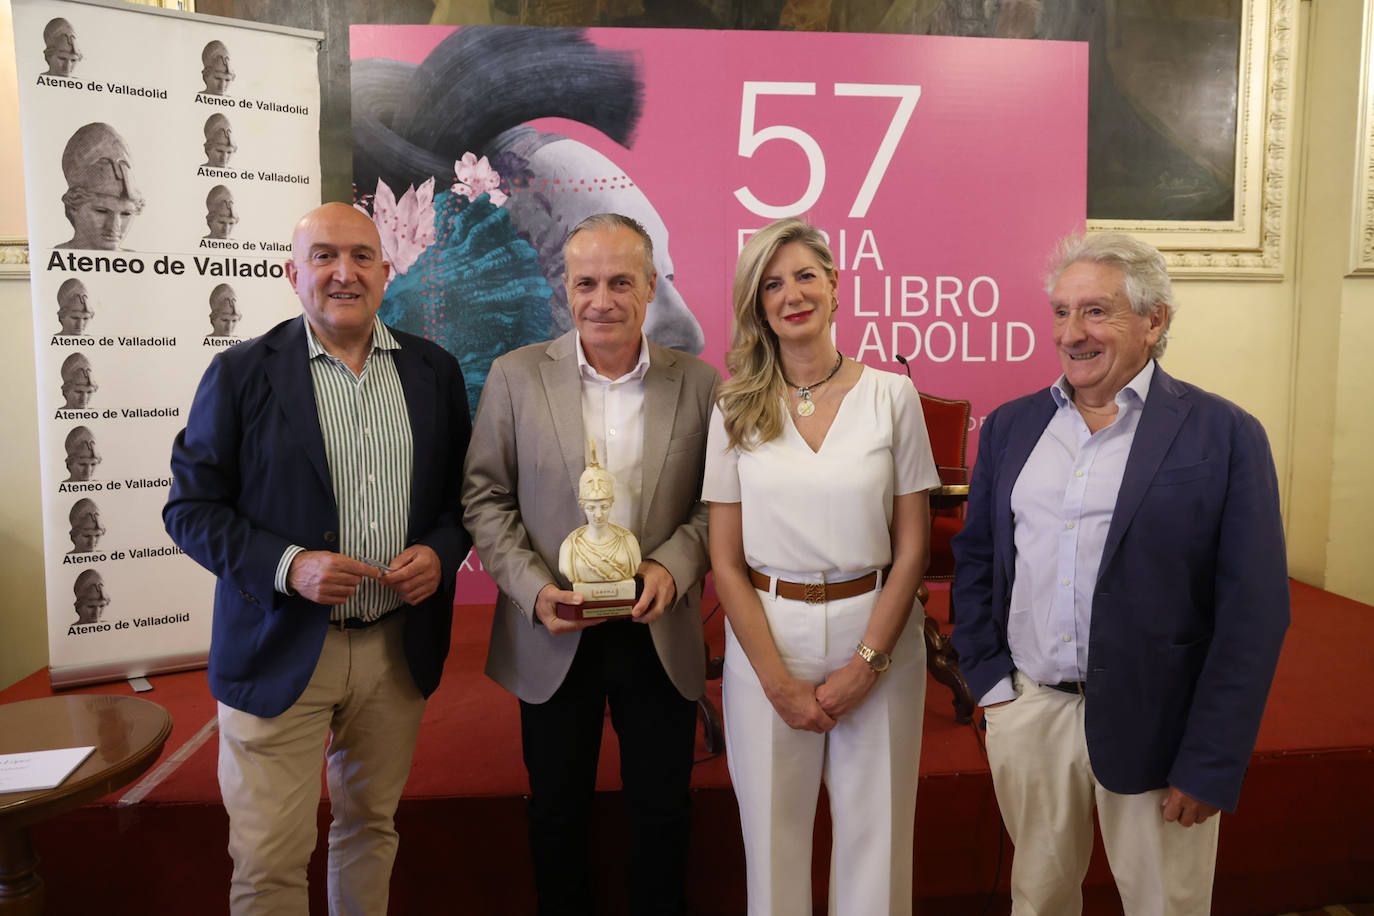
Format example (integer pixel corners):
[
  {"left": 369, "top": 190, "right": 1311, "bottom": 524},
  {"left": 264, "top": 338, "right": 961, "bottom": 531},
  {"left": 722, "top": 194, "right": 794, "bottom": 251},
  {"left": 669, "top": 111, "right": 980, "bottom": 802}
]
[{"left": 556, "top": 443, "right": 642, "bottom": 619}]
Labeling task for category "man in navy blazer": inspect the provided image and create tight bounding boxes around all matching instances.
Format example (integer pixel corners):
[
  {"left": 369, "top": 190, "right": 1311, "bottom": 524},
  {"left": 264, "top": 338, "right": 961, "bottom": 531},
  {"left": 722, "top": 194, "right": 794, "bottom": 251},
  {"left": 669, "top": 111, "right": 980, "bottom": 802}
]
[
  {"left": 165, "top": 203, "right": 470, "bottom": 915},
  {"left": 952, "top": 233, "right": 1288, "bottom": 915}
]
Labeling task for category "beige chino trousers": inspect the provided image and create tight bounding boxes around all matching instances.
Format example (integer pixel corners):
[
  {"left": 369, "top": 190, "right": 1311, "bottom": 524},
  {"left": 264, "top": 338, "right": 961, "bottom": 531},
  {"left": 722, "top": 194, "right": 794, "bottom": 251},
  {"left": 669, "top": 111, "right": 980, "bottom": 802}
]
[
  {"left": 985, "top": 671, "right": 1220, "bottom": 916},
  {"left": 217, "top": 612, "right": 426, "bottom": 916}
]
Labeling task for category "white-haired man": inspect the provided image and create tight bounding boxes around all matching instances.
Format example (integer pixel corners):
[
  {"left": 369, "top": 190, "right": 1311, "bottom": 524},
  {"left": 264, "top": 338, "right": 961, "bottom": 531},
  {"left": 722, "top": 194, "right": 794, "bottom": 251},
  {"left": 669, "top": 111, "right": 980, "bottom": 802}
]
[{"left": 953, "top": 232, "right": 1289, "bottom": 914}]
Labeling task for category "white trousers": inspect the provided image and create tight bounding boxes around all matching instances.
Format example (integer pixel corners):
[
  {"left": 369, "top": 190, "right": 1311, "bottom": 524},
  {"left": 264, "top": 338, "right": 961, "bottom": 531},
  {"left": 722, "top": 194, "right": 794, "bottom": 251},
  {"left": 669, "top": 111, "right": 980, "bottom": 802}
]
[
  {"left": 217, "top": 612, "right": 426, "bottom": 916},
  {"left": 723, "top": 585, "right": 926, "bottom": 916},
  {"left": 985, "top": 672, "right": 1220, "bottom": 916}
]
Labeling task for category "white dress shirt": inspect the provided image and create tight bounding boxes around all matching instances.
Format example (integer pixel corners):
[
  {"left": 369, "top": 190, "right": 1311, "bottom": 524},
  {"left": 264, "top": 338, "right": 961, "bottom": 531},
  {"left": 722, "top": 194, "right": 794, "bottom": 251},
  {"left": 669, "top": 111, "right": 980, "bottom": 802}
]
[{"left": 576, "top": 332, "right": 650, "bottom": 535}]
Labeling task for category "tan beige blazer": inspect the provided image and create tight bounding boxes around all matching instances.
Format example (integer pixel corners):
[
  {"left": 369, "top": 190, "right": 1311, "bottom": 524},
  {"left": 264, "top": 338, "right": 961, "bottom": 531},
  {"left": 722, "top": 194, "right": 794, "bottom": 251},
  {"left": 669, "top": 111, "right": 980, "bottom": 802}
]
[{"left": 462, "top": 331, "right": 720, "bottom": 703}]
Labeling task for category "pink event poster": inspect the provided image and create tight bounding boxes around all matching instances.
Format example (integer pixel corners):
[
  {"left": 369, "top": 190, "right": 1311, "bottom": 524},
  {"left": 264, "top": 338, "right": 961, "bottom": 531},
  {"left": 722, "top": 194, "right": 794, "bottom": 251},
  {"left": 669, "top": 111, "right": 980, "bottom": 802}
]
[{"left": 351, "top": 26, "right": 1086, "bottom": 599}]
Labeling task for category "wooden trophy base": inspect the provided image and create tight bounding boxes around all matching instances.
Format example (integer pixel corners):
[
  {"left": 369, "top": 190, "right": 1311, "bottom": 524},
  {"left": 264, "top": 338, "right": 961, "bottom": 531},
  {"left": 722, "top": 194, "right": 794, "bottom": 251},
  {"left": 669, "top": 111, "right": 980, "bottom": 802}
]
[{"left": 555, "top": 576, "right": 644, "bottom": 620}]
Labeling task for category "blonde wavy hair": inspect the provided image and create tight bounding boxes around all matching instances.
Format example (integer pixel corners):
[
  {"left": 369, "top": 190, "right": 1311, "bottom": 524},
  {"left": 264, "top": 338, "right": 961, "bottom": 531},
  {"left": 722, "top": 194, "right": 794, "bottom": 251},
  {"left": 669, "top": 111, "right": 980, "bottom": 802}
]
[{"left": 717, "top": 218, "right": 837, "bottom": 451}]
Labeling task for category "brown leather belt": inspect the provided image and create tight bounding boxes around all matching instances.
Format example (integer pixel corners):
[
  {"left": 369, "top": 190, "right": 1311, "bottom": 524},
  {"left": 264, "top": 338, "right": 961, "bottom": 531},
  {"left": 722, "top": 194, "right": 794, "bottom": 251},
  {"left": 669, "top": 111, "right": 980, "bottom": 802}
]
[{"left": 748, "top": 568, "right": 886, "bottom": 604}]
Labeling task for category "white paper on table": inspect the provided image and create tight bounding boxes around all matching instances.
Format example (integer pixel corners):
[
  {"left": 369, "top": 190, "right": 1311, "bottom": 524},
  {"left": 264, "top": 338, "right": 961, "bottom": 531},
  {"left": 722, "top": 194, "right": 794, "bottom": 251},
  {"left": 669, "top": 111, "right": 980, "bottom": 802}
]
[{"left": 0, "top": 746, "right": 97, "bottom": 793}]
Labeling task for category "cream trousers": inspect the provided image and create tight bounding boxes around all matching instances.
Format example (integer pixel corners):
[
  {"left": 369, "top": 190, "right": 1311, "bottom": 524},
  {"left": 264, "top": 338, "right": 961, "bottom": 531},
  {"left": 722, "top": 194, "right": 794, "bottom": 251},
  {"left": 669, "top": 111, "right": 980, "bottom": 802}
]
[
  {"left": 985, "top": 671, "right": 1220, "bottom": 916},
  {"left": 217, "top": 612, "right": 426, "bottom": 916},
  {"left": 724, "top": 585, "right": 926, "bottom": 916}
]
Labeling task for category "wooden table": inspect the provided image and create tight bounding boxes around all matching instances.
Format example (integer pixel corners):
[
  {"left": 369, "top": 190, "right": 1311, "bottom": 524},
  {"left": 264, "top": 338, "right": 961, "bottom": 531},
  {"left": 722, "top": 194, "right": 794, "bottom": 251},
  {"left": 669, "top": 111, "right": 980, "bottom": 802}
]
[{"left": 0, "top": 695, "right": 172, "bottom": 914}]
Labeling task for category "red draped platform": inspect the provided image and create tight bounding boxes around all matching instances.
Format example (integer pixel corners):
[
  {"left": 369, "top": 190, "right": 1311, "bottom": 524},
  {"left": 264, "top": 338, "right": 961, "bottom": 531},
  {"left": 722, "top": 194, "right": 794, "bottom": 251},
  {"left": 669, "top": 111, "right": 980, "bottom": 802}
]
[{"left": 4, "top": 580, "right": 1371, "bottom": 915}]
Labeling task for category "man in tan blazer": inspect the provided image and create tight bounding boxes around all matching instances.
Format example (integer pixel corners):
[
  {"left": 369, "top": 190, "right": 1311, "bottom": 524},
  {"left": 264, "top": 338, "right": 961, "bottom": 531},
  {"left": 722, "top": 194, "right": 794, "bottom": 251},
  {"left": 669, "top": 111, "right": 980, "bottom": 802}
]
[{"left": 463, "top": 213, "right": 719, "bottom": 916}]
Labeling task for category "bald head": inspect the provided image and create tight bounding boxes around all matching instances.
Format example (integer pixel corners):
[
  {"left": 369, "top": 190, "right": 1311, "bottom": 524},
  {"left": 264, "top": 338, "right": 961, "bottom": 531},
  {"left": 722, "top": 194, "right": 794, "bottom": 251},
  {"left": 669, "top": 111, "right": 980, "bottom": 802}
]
[
  {"left": 290, "top": 203, "right": 383, "bottom": 257},
  {"left": 286, "top": 203, "right": 389, "bottom": 348}
]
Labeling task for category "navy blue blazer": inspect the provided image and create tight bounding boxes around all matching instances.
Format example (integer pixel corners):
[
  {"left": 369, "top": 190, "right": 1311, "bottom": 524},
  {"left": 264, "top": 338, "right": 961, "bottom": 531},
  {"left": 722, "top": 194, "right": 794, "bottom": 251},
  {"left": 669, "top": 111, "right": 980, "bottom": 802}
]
[
  {"left": 951, "top": 365, "right": 1289, "bottom": 811},
  {"left": 164, "top": 316, "right": 471, "bottom": 718}
]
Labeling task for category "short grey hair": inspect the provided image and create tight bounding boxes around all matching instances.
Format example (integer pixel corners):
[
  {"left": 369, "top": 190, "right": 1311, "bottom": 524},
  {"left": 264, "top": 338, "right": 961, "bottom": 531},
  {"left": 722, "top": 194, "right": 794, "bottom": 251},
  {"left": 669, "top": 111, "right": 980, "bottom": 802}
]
[
  {"left": 562, "top": 212, "right": 656, "bottom": 283},
  {"left": 1046, "top": 232, "right": 1177, "bottom": 359}
]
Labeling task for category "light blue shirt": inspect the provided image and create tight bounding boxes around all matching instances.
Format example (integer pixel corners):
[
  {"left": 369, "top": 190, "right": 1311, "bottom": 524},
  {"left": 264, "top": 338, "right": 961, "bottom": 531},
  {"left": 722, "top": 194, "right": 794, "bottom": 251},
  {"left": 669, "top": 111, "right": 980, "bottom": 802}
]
[{"left": 978, "top": 360, "right": 1155, "bottom": 706}]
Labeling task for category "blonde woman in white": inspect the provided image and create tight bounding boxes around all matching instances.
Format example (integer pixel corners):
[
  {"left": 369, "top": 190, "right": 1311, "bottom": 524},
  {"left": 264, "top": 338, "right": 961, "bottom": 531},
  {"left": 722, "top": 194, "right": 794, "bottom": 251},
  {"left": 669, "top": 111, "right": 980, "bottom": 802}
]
[{"left": 704, "top": 218, "right": 938, "bottom": 915}]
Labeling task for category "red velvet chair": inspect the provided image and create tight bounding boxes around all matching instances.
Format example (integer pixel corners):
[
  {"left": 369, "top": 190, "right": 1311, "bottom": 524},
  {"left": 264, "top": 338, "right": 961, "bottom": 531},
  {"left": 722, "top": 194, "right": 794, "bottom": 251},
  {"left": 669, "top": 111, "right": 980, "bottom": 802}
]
[
  {"left": 920, "top": 392, "right": 970, "bottom": 596},
  {"left": 918, "top": 392, "right": 975, "bottom": 724}
]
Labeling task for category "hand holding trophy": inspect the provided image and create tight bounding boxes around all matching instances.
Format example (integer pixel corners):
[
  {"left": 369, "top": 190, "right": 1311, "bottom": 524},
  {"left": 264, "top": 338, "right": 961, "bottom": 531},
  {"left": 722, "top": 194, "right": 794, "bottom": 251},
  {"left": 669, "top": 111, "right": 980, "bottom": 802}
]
[{"left": 556, "top": 443, "right": 644, "bottom": 619}]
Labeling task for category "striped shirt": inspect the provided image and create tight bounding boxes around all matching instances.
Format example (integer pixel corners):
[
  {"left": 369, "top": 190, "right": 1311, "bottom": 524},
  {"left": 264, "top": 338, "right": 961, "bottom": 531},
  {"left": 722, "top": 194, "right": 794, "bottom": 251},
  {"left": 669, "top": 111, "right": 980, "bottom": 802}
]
[{"left": 273, "top": 316, "right": 414, "bottom": 623}]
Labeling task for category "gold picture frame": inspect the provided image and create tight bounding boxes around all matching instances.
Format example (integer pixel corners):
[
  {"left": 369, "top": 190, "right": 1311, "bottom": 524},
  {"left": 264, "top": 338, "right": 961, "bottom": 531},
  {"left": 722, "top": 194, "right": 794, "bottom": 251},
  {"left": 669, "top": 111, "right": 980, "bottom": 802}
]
[
  {"left": 1351, "top": 0, "right": 1374, "bottom": 275},
  {"left": 1, "top": 0, "right": 1295, "bottom": 280},
  {"left": 0, "top": 237, "right": 27, "bottom": 278},
  {"left": 1088, "top": 0, "right": 1295, "bottom": 279}
]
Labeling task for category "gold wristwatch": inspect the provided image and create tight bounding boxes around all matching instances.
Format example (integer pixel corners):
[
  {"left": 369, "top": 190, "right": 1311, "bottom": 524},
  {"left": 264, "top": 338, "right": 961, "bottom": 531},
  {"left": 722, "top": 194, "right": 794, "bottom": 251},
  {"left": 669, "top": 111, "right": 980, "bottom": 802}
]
[{"left": 855, "top": 641, "right": 891, "bottom": 673}]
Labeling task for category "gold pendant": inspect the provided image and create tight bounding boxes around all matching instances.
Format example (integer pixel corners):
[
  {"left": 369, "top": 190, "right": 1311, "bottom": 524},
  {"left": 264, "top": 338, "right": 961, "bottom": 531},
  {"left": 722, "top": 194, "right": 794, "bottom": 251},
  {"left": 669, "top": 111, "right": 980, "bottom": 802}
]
[{"left": 797, "top": 397, "right": 816, "bottom": 417}]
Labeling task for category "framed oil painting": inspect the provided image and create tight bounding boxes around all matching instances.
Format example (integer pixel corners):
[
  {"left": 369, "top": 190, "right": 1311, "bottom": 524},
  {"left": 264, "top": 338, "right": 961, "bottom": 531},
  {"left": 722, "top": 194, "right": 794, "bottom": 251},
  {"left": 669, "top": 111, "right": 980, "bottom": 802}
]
[
  {"left": 1, "top": 0, "right": 1296, "bottom": 277},
  {"left": 1077, "top": 0, "right": 1294, "bottom": 278}
]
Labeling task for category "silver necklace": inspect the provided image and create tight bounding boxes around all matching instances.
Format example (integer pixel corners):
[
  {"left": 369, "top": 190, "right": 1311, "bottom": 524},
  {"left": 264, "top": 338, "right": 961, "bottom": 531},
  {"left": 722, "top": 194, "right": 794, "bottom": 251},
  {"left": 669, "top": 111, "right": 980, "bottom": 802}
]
[{"left": 784, "top": 352, "right": 843, "bottom": 417}]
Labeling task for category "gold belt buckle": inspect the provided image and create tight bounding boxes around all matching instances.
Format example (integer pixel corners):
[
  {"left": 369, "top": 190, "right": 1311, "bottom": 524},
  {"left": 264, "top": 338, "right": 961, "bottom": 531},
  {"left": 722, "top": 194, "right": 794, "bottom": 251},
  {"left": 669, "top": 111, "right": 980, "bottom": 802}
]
[{"left": 803, "top": 582, "right": 826, "bottom": 604}]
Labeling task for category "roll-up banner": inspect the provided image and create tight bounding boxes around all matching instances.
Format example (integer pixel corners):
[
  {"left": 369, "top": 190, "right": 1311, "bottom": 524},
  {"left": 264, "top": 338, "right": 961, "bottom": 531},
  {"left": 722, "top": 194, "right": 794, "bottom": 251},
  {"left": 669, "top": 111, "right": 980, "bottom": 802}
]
[
  {"left": 12, "top": 0, "right": 323, "bottom": 688},
  {"left": 349, "top": 26, "right": 1088, "bottom": 601}
]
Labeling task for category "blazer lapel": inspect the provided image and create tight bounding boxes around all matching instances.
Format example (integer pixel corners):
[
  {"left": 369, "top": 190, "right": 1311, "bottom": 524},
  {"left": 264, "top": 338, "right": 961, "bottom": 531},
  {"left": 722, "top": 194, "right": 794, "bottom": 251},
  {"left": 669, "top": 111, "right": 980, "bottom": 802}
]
[
  {"left": 263, "top": 318, "right": 332, "bottom": 493},
  {"left": 540, "top": 333, "right": 587, "bottom": 500},
  {"left": 996, "top": 391, "right": 1057, "bottom": 588},
  {"left": 391, "top": 334, "right": 437, "bottom": 531},
  {"left": 1098, "top": 366, "right": 1190, "bottom": 578},
  {"left": 639, "top": 345, "right": 683, "bottom": 533}
]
